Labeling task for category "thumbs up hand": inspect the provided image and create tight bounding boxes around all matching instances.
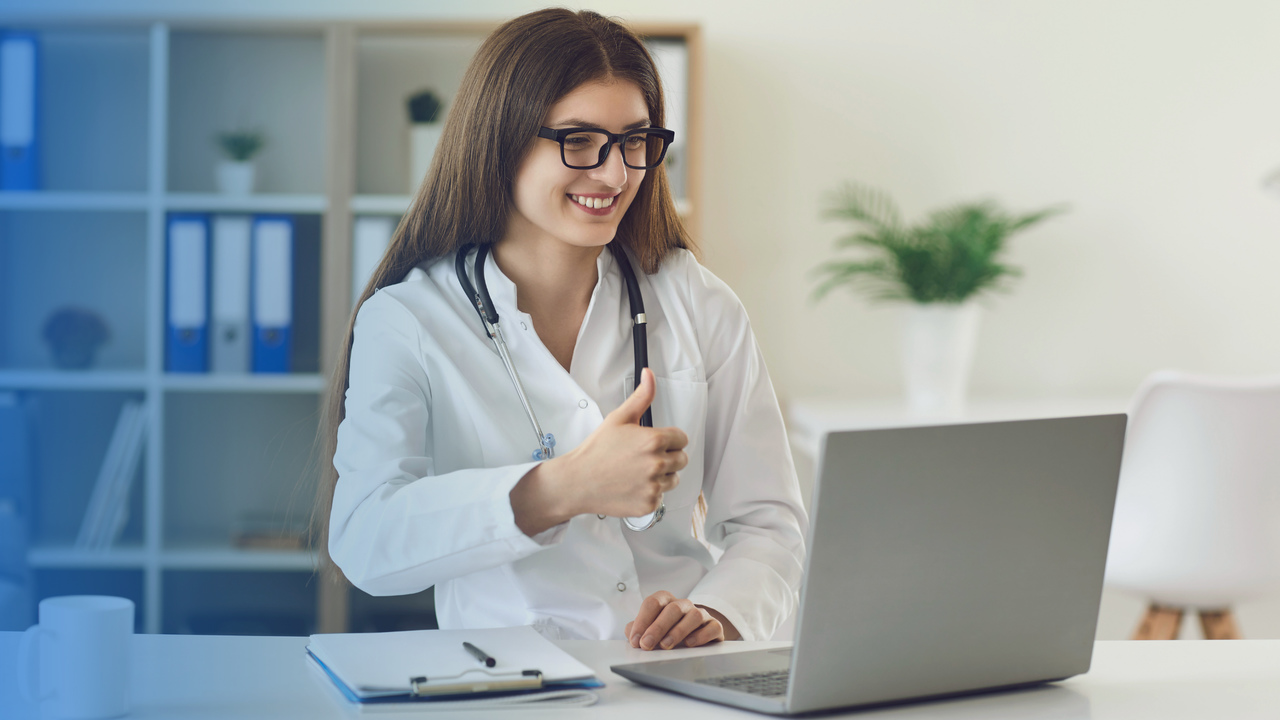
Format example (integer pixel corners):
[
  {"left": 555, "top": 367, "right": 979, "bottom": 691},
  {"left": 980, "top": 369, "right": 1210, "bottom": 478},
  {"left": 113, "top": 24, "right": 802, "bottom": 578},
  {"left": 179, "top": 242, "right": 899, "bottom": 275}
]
[{"left": 509, "top": 369, "right": 689, "bottom": 535}]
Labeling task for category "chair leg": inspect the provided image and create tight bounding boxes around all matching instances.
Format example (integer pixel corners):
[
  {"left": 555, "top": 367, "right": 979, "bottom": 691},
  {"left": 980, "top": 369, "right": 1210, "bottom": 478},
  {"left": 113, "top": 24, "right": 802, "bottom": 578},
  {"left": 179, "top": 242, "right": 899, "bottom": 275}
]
[
  {"left": 1132, "top": 604, "right": 1183, "bottom": 640},
  {"left": 1198, "top": 609, "right": 1242, "bottom": 640}
]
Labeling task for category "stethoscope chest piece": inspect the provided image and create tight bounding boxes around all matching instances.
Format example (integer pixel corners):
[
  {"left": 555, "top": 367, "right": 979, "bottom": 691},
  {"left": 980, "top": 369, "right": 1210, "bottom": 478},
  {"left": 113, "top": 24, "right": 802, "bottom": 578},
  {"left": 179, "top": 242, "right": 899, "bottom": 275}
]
[{"left": 623, "top": 505, "right": 664, "bottom": 532}]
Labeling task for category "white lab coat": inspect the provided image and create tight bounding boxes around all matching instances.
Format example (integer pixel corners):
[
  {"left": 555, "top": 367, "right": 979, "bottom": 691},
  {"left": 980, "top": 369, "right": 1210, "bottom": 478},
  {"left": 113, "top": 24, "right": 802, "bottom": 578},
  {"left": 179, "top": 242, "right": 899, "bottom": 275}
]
[{"left": 329, "top": 247, "right": 808, "bottom": 641}]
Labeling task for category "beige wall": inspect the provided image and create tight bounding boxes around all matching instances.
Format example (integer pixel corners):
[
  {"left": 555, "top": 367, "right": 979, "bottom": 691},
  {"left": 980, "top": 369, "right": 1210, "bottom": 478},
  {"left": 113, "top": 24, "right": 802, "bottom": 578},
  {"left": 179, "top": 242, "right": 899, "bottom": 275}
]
[{"left": 25, "top": 0, "right": 1280, "bottom": 401}]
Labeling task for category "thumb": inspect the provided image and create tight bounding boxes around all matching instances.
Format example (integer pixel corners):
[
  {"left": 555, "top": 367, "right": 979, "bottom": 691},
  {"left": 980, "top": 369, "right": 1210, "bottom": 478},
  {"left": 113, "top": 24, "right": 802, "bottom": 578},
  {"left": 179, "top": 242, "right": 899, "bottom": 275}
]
[{"left": 608, "top": 367, "right": 655, "bottom": 425}]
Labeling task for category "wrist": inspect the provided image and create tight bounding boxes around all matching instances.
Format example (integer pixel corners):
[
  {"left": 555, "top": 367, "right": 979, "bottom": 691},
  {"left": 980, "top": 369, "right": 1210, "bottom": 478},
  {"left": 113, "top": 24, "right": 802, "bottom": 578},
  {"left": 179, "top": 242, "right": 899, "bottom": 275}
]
[
  {"left": 510, "top": 458, "right": 578, "bottom": 536},
  {"left": 697, "top": 604, "right": 742, "bottom": 641}
]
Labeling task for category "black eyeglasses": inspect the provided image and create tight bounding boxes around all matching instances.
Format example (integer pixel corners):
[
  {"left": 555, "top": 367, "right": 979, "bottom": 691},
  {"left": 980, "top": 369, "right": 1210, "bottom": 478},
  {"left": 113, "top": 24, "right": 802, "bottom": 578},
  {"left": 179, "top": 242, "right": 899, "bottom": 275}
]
[{"left": 537, "top": 126, "right": 675, "bottom": 170}]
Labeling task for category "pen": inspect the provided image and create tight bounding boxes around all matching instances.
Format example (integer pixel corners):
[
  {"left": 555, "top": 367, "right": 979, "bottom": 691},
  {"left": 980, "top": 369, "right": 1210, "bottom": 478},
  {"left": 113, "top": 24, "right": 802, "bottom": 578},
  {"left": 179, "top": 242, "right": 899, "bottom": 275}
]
[{"left": 463, "top": 641, "right": 497, "bottom": 667}]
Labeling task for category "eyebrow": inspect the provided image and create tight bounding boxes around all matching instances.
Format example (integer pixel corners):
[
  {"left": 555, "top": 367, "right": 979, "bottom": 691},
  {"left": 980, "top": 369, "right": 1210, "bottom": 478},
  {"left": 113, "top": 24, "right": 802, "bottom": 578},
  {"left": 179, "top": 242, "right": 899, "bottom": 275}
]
[{"left": 551, "top": 118, "right": 651, "bottom": 131}]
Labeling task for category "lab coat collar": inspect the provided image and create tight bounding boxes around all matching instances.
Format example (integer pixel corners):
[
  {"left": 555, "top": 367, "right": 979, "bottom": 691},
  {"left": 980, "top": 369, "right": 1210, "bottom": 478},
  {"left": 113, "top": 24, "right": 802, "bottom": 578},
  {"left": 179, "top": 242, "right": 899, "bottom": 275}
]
[{"left": 476, "top": 244, "right": 620, "bottom": 321}]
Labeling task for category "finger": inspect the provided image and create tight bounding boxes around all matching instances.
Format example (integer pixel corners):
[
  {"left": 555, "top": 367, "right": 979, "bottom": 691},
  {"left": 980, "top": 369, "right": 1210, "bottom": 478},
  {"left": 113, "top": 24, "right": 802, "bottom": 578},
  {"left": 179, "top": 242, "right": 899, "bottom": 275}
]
[
  {"left": 660, "top": 607, "right": 711, "bottom": 650},
  {"left": 682, "top": 618, "right": 726, "bottom": 648},
  {"left": 629, "top": 591, "right": 674, "bottom": 646},
  {"left": 608, "top": 367, "right": 655, "bottom": 426},
  {"left": 656, "top": 426, "right": 689, "bottom": 450},
  {"left": 659, "top": 472, "right": 680, "bottom": 493},
  {"left": 664, "top": 449, "right": 689, "bottom": 474},
  {"left": 625, "top": 621, "right": 633, "bottom": 639},
  {"left": 640, "top": 601, "right": 692, "bottom": 650}
]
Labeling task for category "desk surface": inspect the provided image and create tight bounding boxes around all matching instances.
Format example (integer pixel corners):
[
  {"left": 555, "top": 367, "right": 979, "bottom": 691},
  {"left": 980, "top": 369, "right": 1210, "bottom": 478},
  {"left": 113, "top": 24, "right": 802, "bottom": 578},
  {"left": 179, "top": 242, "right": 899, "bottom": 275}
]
[{"left": 3, "top": 633, "right": 1279, "bottom": 719}]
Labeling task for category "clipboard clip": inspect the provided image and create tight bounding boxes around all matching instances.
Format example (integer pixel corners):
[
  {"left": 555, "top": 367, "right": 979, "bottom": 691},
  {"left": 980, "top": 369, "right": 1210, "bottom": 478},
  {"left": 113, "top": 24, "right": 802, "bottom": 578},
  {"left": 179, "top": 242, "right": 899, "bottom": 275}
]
[{"left": 409, "top": 669, "right": 544, "bottom": 696}]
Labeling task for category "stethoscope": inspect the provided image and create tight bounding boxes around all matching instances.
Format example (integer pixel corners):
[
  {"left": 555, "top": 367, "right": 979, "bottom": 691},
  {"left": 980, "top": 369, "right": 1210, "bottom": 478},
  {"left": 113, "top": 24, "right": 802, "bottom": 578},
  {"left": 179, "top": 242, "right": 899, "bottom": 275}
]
[{"left": 454, "top": 243, "right": 664, "bottom": 531}]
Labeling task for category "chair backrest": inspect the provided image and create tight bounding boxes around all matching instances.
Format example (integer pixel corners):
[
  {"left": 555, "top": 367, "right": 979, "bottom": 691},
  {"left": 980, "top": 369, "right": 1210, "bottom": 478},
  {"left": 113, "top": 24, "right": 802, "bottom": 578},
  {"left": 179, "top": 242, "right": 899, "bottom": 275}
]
[{"left": 1105, "top": 371, "right": 1280, "bottom": 607}]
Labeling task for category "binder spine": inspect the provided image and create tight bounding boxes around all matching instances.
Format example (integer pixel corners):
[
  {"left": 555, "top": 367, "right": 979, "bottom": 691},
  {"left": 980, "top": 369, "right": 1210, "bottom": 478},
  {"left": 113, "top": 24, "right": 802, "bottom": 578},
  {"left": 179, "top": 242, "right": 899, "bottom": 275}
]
[
  {"left": 0, "top": 31, "right": 41, "bottom": 191},
  {"left": 251, "top": 215, "right": 294, "bottom": 374},
  {"left": 211, "top": 215, "right": 252, "bottom": 374},
  {"left": 166, "top": 214, "right": 211, "bottom": 373}
]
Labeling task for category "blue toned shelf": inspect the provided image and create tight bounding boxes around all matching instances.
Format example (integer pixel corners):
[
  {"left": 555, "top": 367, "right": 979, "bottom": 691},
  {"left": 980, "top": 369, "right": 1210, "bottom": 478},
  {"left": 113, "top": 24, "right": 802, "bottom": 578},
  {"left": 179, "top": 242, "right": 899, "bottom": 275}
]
[
  {"left": 164, "top": 193, "right": 327, "bottom": 214},
  {"left": 0, "top": 192, "right": 150, "bottom": 212},
  {"left": 28, "top": 544, "right": 150, "bottom": 569},
  {"left": 0, "top": 370, "right": 149, "bottom": 391},
  {"left": 161, "top": 373, "right": 327, "bottom": 394}
]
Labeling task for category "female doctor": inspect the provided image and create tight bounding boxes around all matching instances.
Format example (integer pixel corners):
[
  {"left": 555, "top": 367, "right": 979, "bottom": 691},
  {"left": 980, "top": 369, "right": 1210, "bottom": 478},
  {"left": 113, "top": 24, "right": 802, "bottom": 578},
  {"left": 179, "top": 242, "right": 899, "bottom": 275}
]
[{"left": 316, "top": 8, "right": 808, "bottom": 650}]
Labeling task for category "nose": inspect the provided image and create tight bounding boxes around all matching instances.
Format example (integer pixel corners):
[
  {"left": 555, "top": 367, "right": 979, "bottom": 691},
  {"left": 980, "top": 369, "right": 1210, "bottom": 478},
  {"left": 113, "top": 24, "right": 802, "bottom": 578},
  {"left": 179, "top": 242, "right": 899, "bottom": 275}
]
[{"left": 587, "top": 140, "right": 630, "bottom": 188}]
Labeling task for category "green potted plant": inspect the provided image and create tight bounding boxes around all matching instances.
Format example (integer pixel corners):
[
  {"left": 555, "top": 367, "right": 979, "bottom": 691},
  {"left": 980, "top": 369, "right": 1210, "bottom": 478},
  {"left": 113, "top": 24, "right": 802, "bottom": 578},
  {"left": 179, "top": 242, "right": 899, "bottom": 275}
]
[
  {"left": 407, "top": 89, "right": 444, "bottom": 192},
  {"left": 214, "top": 129, "right": 265, "bottom": 194},
  {"left": 814, "top": 183, "right": 1063, "bottom": 414}
]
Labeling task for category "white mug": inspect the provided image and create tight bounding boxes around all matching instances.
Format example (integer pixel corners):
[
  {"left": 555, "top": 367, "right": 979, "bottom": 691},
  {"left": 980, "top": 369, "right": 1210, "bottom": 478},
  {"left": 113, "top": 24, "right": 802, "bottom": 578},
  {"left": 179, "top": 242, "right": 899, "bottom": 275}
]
[{"left": 19, "top": 595, "right": 134, "bottom": 720}]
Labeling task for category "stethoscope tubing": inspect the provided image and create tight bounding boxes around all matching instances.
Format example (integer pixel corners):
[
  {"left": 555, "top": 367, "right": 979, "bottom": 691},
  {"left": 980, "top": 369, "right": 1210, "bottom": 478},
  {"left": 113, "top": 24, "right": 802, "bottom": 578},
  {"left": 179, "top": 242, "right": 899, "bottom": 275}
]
[{"left": 455, "top": 243, "right": 663, "bottom": 531}]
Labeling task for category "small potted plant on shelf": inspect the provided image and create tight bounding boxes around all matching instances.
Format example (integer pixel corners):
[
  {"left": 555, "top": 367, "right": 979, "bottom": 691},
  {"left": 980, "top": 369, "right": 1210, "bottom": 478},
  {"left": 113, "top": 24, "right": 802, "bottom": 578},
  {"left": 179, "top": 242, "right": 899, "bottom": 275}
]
[
  {"left": 214, "top": 129, "right": 265, "bottom": 195},
  {"left": 43, "top": 306, "right": 111, "bottom": 370},
  {"left": 813, "top": 183, "right": 1064, "bottom": 415},
  {"left": 406, "top": 89, "right": 443, "bottom": 192}
]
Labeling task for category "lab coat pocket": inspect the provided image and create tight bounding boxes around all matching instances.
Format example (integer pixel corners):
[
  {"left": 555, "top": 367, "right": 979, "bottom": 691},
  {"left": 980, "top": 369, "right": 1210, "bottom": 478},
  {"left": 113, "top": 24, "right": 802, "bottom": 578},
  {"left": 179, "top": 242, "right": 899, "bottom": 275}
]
[{"left": 622, "top": 370, "right": 707, "bottom": 509}]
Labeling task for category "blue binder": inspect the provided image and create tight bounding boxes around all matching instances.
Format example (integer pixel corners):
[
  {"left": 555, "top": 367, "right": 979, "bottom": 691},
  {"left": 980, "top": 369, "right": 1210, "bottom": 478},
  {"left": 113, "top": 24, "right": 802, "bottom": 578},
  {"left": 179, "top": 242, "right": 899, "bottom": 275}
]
[
  {"left": 0, "top": 31, "right": 40, "bottom": 191},
  {"left": 251, "top": 215, "right": 294, "bottom": 373},
  {"left": 166, "top": 214, "right": 211, "bottom": 373}
]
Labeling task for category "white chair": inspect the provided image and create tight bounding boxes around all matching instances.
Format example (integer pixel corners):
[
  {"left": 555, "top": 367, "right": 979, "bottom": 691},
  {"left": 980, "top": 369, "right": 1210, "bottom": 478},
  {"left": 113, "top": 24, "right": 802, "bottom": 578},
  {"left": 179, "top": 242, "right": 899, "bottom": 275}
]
[{"left": 1105, "top": 371, "right": 1280, "bottom": 639}]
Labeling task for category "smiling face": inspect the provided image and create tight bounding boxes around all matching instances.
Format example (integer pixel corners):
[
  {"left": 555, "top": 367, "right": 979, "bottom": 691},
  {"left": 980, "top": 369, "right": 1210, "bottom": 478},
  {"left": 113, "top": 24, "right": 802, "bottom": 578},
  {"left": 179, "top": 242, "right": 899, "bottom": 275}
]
[{"left": 504, "top": 79, "right": 650, "bottom": 254}]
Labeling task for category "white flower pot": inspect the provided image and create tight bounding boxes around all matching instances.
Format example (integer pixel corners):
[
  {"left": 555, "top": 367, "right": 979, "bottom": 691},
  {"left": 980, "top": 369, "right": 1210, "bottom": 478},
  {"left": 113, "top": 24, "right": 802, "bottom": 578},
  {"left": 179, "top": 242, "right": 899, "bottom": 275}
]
[
  {"left": 216, "top": 160, "right": 256, "bottom": 195},
  {"left": 408, "top": 123, "right": 443, "bottom": 192},
  {"left": 901, "top": 302, "right": 982, "bottom": 416}
]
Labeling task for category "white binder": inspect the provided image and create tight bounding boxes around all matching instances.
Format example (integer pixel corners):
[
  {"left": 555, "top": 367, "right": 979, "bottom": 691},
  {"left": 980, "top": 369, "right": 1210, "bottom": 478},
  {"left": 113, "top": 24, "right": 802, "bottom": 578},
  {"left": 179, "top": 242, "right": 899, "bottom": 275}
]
[
  {"left": 352, "top": 216, "right": 395, "bottom": 307},
  {"left": 211, "top": 215, "right": 252, "bottom": 374}
]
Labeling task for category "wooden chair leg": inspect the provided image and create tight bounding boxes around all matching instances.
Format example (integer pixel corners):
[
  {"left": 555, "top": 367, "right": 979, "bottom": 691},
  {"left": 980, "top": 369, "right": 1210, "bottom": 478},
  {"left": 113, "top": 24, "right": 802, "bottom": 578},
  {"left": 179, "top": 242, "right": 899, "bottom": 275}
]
[
  {"left": 1198, "top": 609, "right": 1242, "bottom": 640},
  {"left": 1132, "top": 604, "right": 1183, "bottom": 640}
]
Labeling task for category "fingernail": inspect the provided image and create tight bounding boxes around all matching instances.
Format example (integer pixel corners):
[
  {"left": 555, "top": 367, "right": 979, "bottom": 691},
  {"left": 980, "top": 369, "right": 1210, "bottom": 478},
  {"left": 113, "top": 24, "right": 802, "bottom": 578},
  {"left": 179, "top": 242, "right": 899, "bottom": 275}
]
[
  {"left": 660, "top": 637, "right": 674, "bottom": 649},
  {"left": 642, "top": 635, "right": 656, "bottom": 649}
]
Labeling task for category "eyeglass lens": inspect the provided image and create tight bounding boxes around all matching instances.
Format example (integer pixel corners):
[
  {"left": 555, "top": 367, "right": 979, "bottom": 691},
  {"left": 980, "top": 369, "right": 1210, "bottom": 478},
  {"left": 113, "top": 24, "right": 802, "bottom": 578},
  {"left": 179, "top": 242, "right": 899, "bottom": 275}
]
[{"left": 560, "top": 130, "right": 668, "bottom": 169}]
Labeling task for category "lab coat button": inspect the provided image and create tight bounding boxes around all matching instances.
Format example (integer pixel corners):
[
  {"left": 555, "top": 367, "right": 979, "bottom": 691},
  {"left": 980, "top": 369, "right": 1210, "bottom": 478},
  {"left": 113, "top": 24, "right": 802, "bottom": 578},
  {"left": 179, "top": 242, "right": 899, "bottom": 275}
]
[
  {"left": 578, "top": 399, "right": 588, "bottom": 409},
  {"left": 597, "top": 514, "right": 606, "bottom": 520},
  {"left": 520, "top": 321, "right": 528, "bottom": 331},
  {"left": 616, "top": 582, "right": 626, "bottom": 592}
]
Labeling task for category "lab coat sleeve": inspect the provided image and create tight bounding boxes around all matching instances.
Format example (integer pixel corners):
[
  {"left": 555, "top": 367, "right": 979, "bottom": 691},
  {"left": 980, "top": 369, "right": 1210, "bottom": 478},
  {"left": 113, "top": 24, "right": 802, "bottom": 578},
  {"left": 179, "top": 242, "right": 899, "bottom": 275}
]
[
  {"left": 329, "top": 291, "right": 565, "bottom": 597},
  {"left": 681, "top": 261, "right": 809, "bottom": 642}
]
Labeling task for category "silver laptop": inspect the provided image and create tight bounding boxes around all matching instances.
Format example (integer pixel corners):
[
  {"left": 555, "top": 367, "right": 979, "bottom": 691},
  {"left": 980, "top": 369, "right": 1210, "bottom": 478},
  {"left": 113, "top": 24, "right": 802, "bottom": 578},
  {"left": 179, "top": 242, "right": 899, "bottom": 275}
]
[{"left": 612, "top": 415, "right": 1126, "bottom": 715}]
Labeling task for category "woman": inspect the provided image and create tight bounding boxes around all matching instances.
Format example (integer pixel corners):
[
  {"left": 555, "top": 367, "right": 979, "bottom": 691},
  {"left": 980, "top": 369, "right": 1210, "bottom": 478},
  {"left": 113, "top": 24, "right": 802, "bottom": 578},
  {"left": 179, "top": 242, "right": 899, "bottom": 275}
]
[{"left": 316, "top": 8, "right": 807, "bottom": 650}]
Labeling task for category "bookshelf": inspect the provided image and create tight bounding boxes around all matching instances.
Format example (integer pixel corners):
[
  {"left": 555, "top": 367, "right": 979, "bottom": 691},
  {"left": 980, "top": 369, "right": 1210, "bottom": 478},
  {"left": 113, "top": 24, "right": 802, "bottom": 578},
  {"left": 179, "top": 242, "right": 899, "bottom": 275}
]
[{"left": 0, "top": 15, "right": 702, "bottom": 635}]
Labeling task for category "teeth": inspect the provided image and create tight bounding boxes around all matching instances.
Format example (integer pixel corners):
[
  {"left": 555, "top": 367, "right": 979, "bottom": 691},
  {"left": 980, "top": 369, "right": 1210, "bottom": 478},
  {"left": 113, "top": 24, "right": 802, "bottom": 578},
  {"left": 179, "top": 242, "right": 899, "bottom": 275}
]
[{"left": 572, "top": 195, "right": 614, "bottom": 209}]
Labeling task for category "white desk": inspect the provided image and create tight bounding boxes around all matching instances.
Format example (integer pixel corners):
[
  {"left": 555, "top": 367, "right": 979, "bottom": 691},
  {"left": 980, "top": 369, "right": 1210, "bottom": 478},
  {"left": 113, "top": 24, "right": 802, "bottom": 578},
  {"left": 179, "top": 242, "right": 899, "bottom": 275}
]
[{"left": 3, "top": 632, "right": 1279, "bottom": 719}]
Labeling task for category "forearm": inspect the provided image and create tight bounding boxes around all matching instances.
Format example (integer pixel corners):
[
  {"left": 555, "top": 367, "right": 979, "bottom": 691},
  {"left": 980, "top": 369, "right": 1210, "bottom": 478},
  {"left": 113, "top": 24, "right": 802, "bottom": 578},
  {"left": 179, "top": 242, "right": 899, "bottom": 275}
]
[
  {"left": 329, "top": 462, "right": 548, "bottom": 594},
  {"left": 508, "top": 459, "right": 578, "bottom": 537}
]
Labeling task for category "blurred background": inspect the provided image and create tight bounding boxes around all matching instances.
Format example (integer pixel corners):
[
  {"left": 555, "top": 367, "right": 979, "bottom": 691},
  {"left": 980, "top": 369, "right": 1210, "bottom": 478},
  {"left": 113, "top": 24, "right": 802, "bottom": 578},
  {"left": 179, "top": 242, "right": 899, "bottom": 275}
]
[{"left": 1, "top": 0, "right": 1278, "bottom": 641}]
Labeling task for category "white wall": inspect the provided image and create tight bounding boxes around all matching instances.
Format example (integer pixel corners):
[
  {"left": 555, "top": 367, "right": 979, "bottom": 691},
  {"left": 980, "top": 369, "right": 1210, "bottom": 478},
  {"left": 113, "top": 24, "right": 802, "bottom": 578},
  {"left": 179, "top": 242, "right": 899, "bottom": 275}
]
[{"left": 13, "top": 0, "right": 1280, "bottom": 638}]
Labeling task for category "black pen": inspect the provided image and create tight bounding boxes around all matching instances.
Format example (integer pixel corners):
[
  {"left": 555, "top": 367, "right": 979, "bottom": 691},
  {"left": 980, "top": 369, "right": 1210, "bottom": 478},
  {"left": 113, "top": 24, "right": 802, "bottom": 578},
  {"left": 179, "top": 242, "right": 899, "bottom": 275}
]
[{"left": 463, "top": 641, "right": 497, "bottom": 667}]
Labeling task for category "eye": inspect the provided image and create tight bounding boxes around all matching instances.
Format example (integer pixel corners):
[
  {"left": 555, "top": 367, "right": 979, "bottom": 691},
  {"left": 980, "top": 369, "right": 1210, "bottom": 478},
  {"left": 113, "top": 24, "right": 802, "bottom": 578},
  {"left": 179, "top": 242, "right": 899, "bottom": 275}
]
[
  {"left": 563, "top": 133, "right": 593, "bottom": 147},
  {"left": 624, "top": 135, "right": 647, "bottom": 149}
]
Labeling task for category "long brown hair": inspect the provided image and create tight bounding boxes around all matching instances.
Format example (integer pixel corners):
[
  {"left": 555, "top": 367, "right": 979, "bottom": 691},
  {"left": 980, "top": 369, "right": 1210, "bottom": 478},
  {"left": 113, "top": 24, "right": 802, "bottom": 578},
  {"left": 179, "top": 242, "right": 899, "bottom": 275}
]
[{"left": 313, "top": 9, "right": 695, "bottom": 579}]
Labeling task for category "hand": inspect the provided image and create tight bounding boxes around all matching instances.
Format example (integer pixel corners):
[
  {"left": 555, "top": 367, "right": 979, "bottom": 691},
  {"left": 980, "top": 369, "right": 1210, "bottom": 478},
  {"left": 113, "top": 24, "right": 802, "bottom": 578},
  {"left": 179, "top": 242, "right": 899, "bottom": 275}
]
[
  {"left": 625, "top": 591, "right": 740, "bottom": 650},
  {"left": 516, "top": 369, "right": 688, "bottom": 530}
]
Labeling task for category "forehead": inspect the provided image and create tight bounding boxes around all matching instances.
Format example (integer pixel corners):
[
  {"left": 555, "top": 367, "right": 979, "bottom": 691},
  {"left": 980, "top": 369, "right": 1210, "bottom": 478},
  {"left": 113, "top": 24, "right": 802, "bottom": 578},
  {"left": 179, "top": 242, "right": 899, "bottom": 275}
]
[{"left": 545, "top": 79, "right": 649, "bottom": 127}]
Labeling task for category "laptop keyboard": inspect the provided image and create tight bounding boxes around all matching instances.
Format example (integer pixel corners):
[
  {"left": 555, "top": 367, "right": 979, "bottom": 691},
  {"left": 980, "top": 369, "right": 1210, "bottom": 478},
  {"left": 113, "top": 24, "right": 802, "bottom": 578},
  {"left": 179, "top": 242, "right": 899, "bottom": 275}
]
[{"left": 696, "top": 669, "right": 790, "bottom": 697}]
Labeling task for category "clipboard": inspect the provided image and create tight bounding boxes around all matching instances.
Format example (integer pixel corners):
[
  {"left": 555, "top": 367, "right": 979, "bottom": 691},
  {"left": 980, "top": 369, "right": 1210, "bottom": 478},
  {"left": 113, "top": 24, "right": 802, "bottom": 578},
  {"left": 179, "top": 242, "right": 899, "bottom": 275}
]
[{"left": 305, "top": 626, "right": 602, "bottom": 709}]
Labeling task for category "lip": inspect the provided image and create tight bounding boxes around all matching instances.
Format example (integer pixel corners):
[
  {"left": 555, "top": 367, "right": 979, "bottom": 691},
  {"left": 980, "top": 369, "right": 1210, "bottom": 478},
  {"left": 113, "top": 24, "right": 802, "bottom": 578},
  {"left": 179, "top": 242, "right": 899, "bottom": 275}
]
[{"left": 567, "top": 192, "right": 621, "bottom": 217}]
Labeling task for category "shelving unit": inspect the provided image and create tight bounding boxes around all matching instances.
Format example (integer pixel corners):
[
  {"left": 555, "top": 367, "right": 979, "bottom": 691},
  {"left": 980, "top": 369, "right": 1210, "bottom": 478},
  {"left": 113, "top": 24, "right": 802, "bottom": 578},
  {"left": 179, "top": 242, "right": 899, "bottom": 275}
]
[{"left": 0, "top": 14, "right": 702, "bottom": 635}]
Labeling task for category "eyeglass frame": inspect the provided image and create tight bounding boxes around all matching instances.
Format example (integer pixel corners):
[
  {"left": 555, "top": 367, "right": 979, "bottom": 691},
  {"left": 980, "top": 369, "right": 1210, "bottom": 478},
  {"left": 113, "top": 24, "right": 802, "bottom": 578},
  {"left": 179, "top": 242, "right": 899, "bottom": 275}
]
[{"left": 536, "top": 125, "right": 676, "bottom": 170}]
